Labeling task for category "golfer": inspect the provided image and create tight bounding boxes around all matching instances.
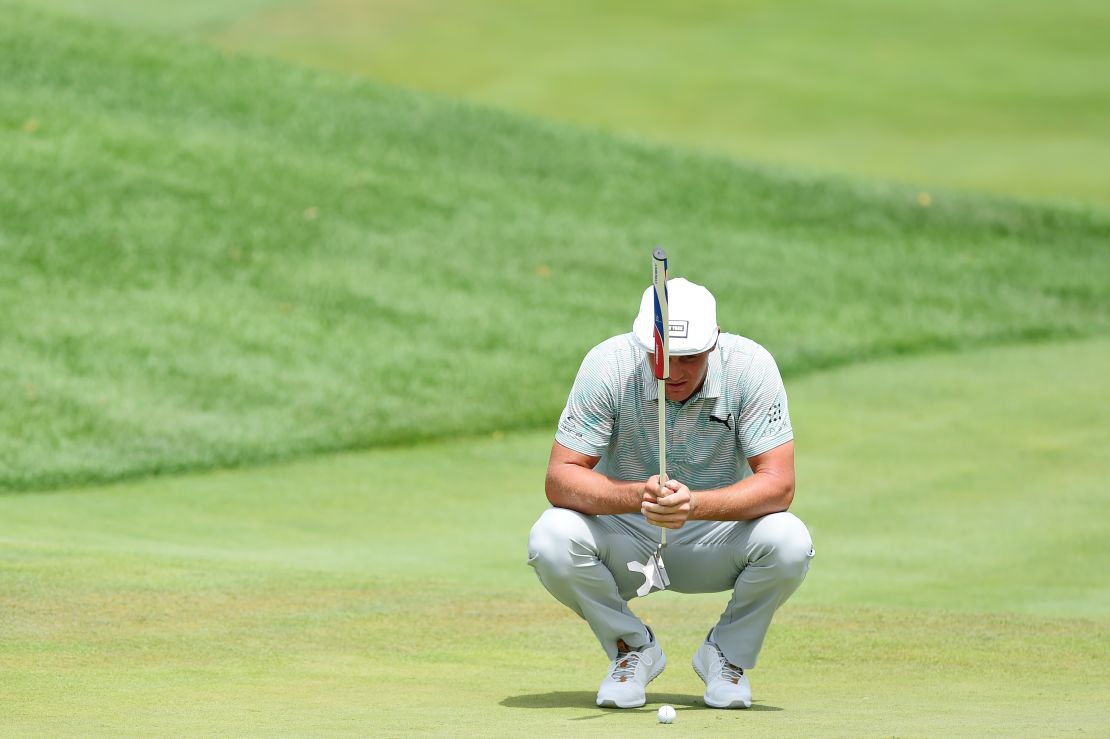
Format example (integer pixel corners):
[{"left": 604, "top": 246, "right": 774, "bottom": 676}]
[{"left": 527, "top": 277, "right": 814, "bottom": 709}]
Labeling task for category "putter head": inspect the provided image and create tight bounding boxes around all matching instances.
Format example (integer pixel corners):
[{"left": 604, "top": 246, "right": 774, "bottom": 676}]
[
  {"left": 653, "top": 548, "right": 671, "bottom": 588},
  {"left": 627, "top": 548, "right": 671, "bottom": 597}
]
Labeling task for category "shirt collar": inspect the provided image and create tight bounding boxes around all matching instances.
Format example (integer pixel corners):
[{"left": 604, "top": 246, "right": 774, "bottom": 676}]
[{"left": 641, "top": 346, "right": 723, "bottom": 402}]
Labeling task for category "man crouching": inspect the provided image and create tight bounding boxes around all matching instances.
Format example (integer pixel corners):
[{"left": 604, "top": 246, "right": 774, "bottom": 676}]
[{"left": 527, "top": 277, "right": 814, "bottom": 709}]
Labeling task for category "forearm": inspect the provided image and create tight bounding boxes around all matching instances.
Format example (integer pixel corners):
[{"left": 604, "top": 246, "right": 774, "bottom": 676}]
[
  {"left": 545, "top": 462, "right": 643, "bottom": 515},
  {"left": 691, "top": 470, "right": 795, "bottom": 521}
]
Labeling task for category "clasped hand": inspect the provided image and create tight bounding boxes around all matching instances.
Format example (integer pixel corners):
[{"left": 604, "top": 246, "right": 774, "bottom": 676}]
[{"left": 641, "top": 475, "right": 695, "bottom": 529}]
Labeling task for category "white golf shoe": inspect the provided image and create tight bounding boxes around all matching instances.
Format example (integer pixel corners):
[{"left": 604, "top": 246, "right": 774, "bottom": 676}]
[
  {"left": 595, "top": 638, "right": 667, "bottom": 708},
  {"left": 692, "top": 638, "right": 752, "bottom": 709}
]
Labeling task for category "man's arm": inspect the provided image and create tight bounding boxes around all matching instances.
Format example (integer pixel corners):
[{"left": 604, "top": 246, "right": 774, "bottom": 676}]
[
  {"left": 545, "top": 441, "right": 645, "bottom": 515},
  {"left": 641, "top": 441, "right": 795, "bottom": 527}
]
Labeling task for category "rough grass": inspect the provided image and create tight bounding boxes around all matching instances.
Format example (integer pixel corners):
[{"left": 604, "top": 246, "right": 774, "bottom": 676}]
[
  {"left": 3, "top": 3, "right": 1108, "bottom": 491},
  {"left": 3, "top": 339, "right": 1108, "bottom": 735}
]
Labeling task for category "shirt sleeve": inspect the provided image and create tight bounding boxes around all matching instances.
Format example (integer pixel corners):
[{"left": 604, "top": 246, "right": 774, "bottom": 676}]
[
  {"left": 554, "top": 346, "right": 616, "bottom": 457},
  {"left": 736, "top": 345, "right": 793, "bottom": 458}
]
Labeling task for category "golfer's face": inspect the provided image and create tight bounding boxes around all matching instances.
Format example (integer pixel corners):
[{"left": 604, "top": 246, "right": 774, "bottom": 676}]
[{"left": 651, "top": 349, "right": 712, "bottom": 402}]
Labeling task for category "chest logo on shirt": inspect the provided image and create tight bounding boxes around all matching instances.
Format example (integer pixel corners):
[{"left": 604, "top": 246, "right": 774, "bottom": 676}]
[
  {"left": 669, "top": 320, "right": 689, "bottom": 338},
  {"left": 709, "top": 413, "right": 732, "bottom": 430}
]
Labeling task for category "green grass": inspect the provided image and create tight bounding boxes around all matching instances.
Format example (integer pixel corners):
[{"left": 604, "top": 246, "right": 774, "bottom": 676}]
[
  {"left": 204, "top": 0, "right": 1110, "bottom": 205},
  {"left": 3, "top": 3, "right": 1108, "bottom": 492},
  {"left": 15, "top": 0, "right": 283, "bottom": 32},
  {"left": 3, "top": 3, "right": 1108, "bottom": 736},
  {"left": 24, "top": 0, "right": 1110, "bottom": 204},
  {"left": 3, "top": 339, "right": 1108, "bottom": 735}
]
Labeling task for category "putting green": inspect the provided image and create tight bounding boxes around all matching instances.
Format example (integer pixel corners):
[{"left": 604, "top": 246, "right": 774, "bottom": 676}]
[{"left": 3, "top": 337, "right": 1108, "bottom": 735}]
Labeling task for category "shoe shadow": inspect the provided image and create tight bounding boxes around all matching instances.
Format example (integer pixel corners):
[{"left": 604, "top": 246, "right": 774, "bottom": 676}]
[{"left": 500, "top": 691, "right": 783, "bottom": 715}]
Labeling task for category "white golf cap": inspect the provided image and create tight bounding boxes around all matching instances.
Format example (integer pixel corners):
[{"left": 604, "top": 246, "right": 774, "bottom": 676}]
[{"left": 632, "top": 277, "right": 719, "bottom": 356}]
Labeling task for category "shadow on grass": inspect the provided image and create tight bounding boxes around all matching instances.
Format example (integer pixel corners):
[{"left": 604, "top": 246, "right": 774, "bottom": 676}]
[{"left": 501, "top": 691, "right": 782, "bottom": 717}]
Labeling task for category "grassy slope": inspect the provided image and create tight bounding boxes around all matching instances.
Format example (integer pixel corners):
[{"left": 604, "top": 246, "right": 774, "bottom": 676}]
[
  {"left": 14, "top": 0, "right": 283, "bottom": 32},
  {"left": 3, "top": 3, "right": 1108, "bottom": 491},
  {"left": 213, "top": 0, "right": 1110, "bottom": 204},
  {"left": 3, "top": 339, "right": 1108, "bottom": 735},
  {"left": 3, "top": 4, "right": 1107, "bottom": 736},
  {"left": 27, "top": 0, "right": 1109, "bottom": 204}
]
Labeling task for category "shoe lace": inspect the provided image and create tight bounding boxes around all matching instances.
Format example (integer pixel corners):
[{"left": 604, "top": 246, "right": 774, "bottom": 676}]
[
  {"left": 714, "top": 646, "right": 744, "bottom": 682},
  {"left": 610, "top": 647, "right": 652, "bottom": 682}
]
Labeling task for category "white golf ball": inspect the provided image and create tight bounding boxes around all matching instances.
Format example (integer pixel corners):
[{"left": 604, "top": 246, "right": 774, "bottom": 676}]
[{"left": 657, "top": 705, "right": 676, "bottom": 724}]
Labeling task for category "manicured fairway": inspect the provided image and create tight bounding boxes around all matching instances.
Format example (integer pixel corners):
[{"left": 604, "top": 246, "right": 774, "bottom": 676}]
[
  {"left": 23, "top": 0, "right": 1110, "bottom": 203},
  {"left": 212, "top": 0, "right": 1110, "bottom": 204},
  {"left": 4, "top": 339, "right": 1108, "bottom": 735}
]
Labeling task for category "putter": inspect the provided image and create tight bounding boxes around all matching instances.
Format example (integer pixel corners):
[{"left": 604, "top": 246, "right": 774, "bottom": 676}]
[{"left": 627, "top": 248, "right": 671, "bottom": 596}]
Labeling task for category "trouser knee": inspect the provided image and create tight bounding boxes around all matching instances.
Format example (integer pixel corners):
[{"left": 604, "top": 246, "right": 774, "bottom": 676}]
[
  {"left": 749, "top": 512, "right": 814, "bottom": 579},
  {"left": 527, "top": 507, "right": 593, "bottom": 578}
]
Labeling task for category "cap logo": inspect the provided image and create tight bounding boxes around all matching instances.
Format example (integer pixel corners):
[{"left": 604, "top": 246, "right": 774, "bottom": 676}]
[{"left": 668, "top": 320, "right": 688, "bottom": 338}]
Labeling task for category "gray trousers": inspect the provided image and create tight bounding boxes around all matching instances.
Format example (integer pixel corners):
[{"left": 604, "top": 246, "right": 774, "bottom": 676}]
[{"left": 528, "top": 507, "right": 814, "bottom": 668}]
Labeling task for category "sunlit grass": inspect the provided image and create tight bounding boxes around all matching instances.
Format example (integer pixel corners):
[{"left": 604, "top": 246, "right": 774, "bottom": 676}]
[
  {"left": 3, "top": 4, "right": 1107, "bottom": 491},
  {"left": 3, "top": 339, "right": 1108, "bottom": 734}
]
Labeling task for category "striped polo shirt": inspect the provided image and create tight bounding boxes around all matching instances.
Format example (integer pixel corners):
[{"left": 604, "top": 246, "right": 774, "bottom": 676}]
[{"left": 555, "top": 332, "right": 793, "bottom": 490}]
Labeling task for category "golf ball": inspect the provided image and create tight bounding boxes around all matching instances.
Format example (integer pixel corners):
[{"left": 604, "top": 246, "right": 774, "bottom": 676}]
[{"left": 657, "top": 705, "right": 676, "bottom": 724}]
